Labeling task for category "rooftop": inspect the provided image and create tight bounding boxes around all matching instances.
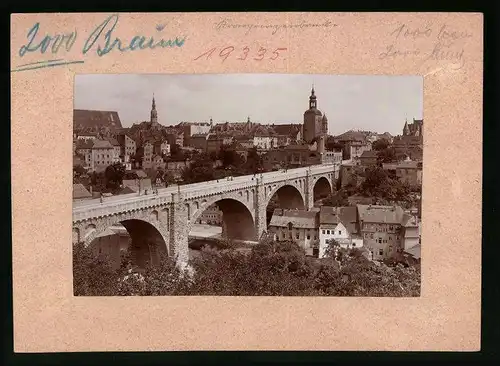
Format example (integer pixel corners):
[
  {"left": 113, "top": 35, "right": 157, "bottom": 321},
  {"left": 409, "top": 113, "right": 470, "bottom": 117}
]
[
  {"left": 269, "top": 209, "right": 318, "bottom": 229},
  {"left": 357, "top": 204, "right": 405, "bottom": 224},
  {"left": 319, "top": 206, "right": 358, "bottom": 233},
  {"left": 92, "top": 139, "right": 115, "bottom": 149},
  {"left": 73, "top": 183, "right": 92, "bottom": 199},
  {"left": 74, "top": 109, "right": 122, "bottom": 130}
]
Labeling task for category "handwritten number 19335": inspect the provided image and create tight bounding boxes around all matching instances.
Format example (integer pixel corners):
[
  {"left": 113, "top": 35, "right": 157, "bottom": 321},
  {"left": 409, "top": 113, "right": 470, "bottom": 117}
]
[{"left": 194, "top": 46, "right": 287, "bottom": 62}]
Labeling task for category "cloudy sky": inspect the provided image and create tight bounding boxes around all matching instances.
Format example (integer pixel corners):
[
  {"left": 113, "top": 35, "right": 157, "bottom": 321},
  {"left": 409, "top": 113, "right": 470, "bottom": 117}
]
[{"left": 74, "top": 74, "right": 422, "bottom": 136}]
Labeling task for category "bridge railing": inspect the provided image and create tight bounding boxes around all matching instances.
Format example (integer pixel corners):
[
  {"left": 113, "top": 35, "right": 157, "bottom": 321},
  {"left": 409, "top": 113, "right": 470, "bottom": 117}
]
[{"left": 72, "top": 162, "right": 341, "bottom": 220}]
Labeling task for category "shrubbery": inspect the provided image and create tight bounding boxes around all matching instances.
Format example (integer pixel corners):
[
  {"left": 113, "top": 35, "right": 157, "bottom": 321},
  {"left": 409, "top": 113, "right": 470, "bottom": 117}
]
[{"left": 74, "top": 239, "right": 420, "bottom": 297}]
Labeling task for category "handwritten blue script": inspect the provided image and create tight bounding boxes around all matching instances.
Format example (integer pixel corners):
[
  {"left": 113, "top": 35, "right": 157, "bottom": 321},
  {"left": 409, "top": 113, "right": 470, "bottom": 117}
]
[{"left": 13, "top": 13, "right": 186, "bottom": 72}]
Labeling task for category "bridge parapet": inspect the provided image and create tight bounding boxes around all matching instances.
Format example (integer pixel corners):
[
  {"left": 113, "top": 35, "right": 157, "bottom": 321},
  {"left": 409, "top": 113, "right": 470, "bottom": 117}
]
[{"left": 72, "top": 194, "right": 173, "bottom": 223}]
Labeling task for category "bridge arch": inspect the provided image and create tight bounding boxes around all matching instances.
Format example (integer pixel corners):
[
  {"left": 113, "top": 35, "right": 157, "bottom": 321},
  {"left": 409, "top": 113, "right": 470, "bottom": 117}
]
[
  {"left": 188, "top": 195, "right": 256, "bottom": 242},
  {"left": 73, "top": 210, "right": 170, "bottom": 269},
  {"left": 265, "top": 182, "right": 306, "bottom": 211},
  {"left": 313, "top": 176, "right": 333, "bottom": 202}
]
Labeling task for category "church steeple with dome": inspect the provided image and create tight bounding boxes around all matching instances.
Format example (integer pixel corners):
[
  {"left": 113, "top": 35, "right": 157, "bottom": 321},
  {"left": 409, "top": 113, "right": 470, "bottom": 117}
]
[{"left": 303, "top": 85, "right": 326, "bottom": 143}]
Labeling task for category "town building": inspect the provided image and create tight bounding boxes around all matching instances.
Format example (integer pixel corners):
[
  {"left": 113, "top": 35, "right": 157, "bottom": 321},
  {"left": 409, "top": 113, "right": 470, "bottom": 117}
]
[
  {"left": 188, "top": 133, "right": 209, "bottom": 151},
  {"left": 271, "top": 123, "right": 302, "bottom": 144},
  {"left": 116, "top": 133, "right": 137, "bottom": 161},
  {"left": 137, "top": 141, "right": 155, "bottom": 170},
  {"left": 303, "top": 86, "right": 328, "bottom": 143},
  {"left": 253, "top": 130, "right": 277, "bottom": 150},
  {"left": 269, "top": 209, "right": 319, "bottom": 256},
  {"left": 195, "top": 203, "right": 223, "bottom": 225},
  {"left": 107, "top": 137, "right": 122, "bottom": 163},
  {"left": 75, "top": 132, "right": 98, "bottom": 142},
  {"left": 339, "top": 161, "right": 365, "bottom": 187},
  {"left": 90, "top": 139, "right": 116, "bottom": 172},
  {"left": 334, "top": 130, "right": 372, "bottom": 160},
  {"left": 359, "top": 150, "right": 379, "bottom": 166},
  {"left": 152, "top": 154, "right": 166, "bottom": 170},
  {"left": 178, "top": 121, "right": 212, "bottom": 145},
  {"left": 382, "top": 159, "right": 423, "bottom": 188},
  {"left": 318, "top": 206, "right": 363, "bottom": 258},
  {"left": 356, "top": 204, "right": 419, "bottom": 261},
  {"left": 392, "top": 118, "right": 424, "bottom": 161},
  {"left": 153, "top": 140, "right": 170, "bottom": 156},
  {"left": 74, "top": 139, "right": 93, "bottom": 169}
]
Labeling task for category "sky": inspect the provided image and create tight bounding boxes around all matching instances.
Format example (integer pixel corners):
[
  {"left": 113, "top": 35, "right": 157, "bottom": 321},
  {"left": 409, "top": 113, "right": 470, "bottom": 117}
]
[{"left": 74, "top": 74, "right": 423, "bottom": 136}]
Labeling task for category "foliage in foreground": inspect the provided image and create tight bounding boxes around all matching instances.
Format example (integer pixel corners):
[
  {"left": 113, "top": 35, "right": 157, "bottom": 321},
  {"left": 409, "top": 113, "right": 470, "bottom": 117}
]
[{"left": 73, "top": 240, "right": 420, "bottom": 297}]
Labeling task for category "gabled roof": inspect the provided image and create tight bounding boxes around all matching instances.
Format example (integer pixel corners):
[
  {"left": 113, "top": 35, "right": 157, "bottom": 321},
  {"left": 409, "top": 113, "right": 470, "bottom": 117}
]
[
  {"left": 272, "top": 124, "right": 301, "bottom": 136},
  {"left": 75, "top": 139, "right": 93, "bottom": 149},
  {"left": 404, "top": 244, "right": 421, "bottom": 259},
  {"left": 107, "top": 137, "right": 120, "bottom": 146},
  {"left": 92, "top": 139, "right": 114, "bottom": 149},
  {"left": 335, "top": 130, "right": 366, "bottom": 142},
  {"left": 73, "top": 109, "right": 122, "bottom": 129},
  {"left": 357, "top": 204, "right": 405, "bottom": 224},
  {"left": 360, "top": 150, "right": 378, "bottom": 158},
  {"left": 269, "top": 209, "right": 318, "bottom": 229},
  {"left": 73, "top": 183, "right": 92, "bottom": 199},
  {"left": 319, "top": 206, "right": 358, "bottom": 233}
]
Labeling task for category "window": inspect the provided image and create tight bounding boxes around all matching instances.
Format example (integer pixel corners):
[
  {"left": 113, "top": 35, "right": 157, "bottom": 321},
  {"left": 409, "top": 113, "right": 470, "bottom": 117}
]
[
  {"left": 307, "top": 235, "right": 310, "bottom": 240},
  {"left": 352, "top": 243, "right": 356, "bottom": 247},
  {"left": 378, "top": 238, "right": 382, "bottom": 244},
  {"left": 322, "top": 230, "right": 325, "bottom": 234},
  {"left": 296, "top": 233, "right": 299, "bottom": 239},
  {"left": 389, "top": 245, "right": 393, "bottom": 252},
  {"left": 370, "top": 233, "right": 374, "bottom": 239},
  {"left": 327, "top": 230, "right": 330, "bottom": 234},
  {"left": 379, "top": 249, "right": 383, "bottom": 256},
  {"left": 338, "top": 230, "right": 341, "bottom": 235}
]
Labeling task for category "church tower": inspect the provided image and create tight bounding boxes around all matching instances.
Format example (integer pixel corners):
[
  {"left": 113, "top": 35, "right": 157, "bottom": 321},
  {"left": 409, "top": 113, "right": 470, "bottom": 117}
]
[
  {"left": 322, "top": 114, "right": 328, "bottom": 135},
  {"left": 303, "top": 85, "right": 324, "bottom": 143},
  {"left": 403, "top": 119, "right": 410, "bottom": 136},
  {"left": 150, "top": 94, "right": 158, "bottom": 128}
]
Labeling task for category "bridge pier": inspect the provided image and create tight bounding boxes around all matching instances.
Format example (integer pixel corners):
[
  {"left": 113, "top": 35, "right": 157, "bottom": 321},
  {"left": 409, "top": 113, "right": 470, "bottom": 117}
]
[
  {"left": 304, "top": 170, "right": 314, "bottom": 211},
  {"left": 170, "top": 193, "right": 189, "bottom": 266},
  {"left": 255, "top": 177, "right": 268, "bottom": 239}
]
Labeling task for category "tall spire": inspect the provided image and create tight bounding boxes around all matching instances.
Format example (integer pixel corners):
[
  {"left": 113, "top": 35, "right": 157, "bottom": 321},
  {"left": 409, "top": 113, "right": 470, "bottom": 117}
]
[
  {"left": 150, "top": 93, "right": 158, "bottom": 125},
  {"left": 309, "top": 85, "right": 317, "bottom": 109}
]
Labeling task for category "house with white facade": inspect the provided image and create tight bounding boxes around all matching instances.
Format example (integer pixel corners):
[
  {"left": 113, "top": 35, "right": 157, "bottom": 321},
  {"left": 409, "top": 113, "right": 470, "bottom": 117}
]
[{"left": 318, "top": 206, "right": 363, "bottom": 258}]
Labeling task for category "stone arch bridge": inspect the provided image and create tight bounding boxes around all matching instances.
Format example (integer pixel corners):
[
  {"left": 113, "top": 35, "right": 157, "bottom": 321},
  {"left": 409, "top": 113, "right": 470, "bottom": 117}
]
[{"left": 72, "top": 163, "right": 340, "bottom": 265}]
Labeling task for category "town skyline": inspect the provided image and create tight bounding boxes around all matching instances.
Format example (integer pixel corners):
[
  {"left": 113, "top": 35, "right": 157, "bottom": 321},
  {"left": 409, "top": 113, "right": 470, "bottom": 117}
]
[{"left": 74, "top": 74, "right": 423, "bottom": 136}]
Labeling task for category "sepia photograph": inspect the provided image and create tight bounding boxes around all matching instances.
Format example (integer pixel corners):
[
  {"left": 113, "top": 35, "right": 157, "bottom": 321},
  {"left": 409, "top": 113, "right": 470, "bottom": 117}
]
[{"left": 72, "top": 73, "right": 423, "bottom": 297}]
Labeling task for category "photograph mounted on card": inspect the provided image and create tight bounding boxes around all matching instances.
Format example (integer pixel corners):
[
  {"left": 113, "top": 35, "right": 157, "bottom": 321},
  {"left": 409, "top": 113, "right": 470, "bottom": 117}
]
[{"left": 11, "top": 12, "right": 482, "bottom": 352}]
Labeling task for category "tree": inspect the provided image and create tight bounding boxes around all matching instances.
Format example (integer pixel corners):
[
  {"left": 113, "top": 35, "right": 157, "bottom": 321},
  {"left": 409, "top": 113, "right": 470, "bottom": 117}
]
[
  {"left": 73, "top": 242, "right": 119, "bottom": 296},
  {"left": 372, "top": 138, "right": 390, "bottom": 151},
  {"left": 376, "top": 147, "right": 396, "bottom": 163},
  {"left": 359, "top": 166, "right": 390, "bottom": 197},
  {"left": 104, "top": 163, "right": 125, "bottom": 190},
  {"left": 169, "top": 144, "right": 185, "bottom": 160},
  {"left": 181, "top": 153, "right": 215, "bottom": 183},
  {"left": 323, "top": 190, "right": 349, "bottom": 207},
  {"left": 218, "top": 144, "right": 243, "bottom": 168},
  {"left": 243, "top": 147, "right": 264, "bottom": 174}
]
